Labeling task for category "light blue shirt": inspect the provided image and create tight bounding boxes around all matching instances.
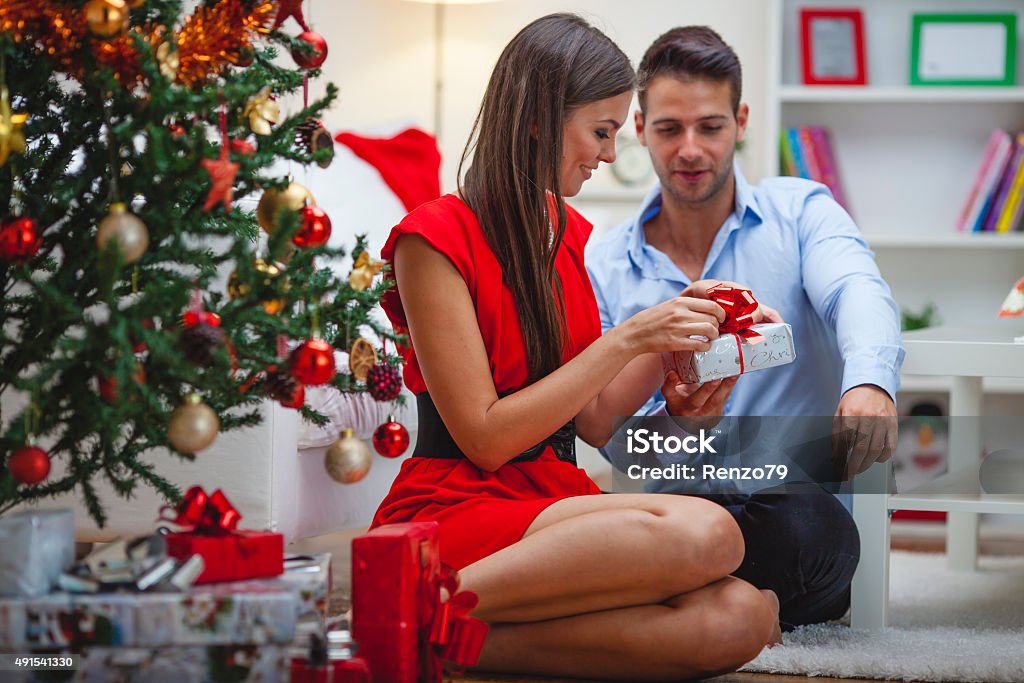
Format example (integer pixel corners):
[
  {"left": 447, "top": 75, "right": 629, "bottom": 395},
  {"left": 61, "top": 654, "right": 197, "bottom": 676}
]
[{"left": 586, "top": 166, "right": 904, "bottom": 490}]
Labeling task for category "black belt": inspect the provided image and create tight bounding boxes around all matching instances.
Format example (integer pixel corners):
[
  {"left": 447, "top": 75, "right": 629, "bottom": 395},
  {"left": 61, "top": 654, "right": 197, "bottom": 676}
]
[{"left": 412, "top": 392, "right": 577, "bottom": 466}]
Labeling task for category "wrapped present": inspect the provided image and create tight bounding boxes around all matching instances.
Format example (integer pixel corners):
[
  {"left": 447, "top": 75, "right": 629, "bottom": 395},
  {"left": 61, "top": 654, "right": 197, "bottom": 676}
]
[
  {"left": 162, "top": 486, "right": 284, "bottom": 584},
  {"left": 352, "top": 522, "right": 488, "bottom": 683},
  {"left": 663, "top": 285, "right": 795, "bottom": 384},
  {"left": 0, "top": 509, "right": 75, "bottom": 598},
  {"left": 665, "top": 321, "right": 796, "bottom": 383},
  {"left": 290, "top": 629, "right": 371, "bottom": 683},
  {"left": 0, "top": 579, "right": 296, "bottom": 651},
  {"left": 7, "top": 644, "right": 290, "bottom": 683},
  {"left": 279, "top": 553, "right": 332, "bottom": 632}
]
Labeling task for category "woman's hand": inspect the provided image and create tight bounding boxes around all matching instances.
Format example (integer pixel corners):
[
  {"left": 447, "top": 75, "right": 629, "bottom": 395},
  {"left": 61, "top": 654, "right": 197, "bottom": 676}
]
[
  {"left": 682, "top": 279, "right": 785, "bottom": 325},
  {"left": 615, "top": 296, "right": 725, "bottom": 355}
]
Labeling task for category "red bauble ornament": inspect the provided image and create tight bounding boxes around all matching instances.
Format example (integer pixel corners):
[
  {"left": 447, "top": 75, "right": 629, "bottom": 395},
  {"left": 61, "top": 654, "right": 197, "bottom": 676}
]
[
  {"left": 0, "top": 216, "right": 42, "bottom": 263},
  {"left": 291, "top": 31, "right": 328, "bottom": 69},
  {"left": 7, "top": 445, "right": 51, "bottom": 486},
  {"left": 366, "top": 363, "right": 402, "bottom": 401},
  {"left": 373, "top": 419, "right": 410, "bottom": 458},
  {"left": 290, "top": 338, "right": 336, "bottom": 385},
  {"left": 293, "top": 205, "right": 332, "bottom": 248}
]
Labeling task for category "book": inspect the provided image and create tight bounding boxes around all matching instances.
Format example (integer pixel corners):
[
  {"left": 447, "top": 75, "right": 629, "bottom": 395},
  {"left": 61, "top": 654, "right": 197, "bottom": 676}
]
[
  {"left": 807, "top": 126, "right": 848, "bottom": 210},
  {"left": 786, "top": 128, "right": 810, "bottom": 179},
  {"left": 797, "top": 127, "right": 823, "bottom": 182},
  {"left": 985, "top": 134, "right": 1024, "bottom": 232},
  {"left": 957, "top": 129, "right": 1012, "bottom": 232},
  {"left": 779, "top": 129, "right": 797, "bottom": 176},
  {"left": 995, "top": 153, "right": 1024, "bottom": 233}
]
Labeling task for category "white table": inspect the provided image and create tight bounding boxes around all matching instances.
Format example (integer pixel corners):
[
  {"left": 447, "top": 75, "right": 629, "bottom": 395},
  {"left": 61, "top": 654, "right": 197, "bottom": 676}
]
[{"left": 850, "top": 323, "right": 1024, "bottom": 630}]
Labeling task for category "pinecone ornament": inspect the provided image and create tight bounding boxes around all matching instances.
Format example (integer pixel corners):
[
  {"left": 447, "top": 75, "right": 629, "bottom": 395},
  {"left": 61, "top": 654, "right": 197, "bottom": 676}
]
[
  {"left": 366, "top": 363, "right": 402, "bottom": 401},
  {"left": 179, "top": 323, "right": 224, "bottom": 366},
  {"left": 266, "top": 366, "right": 303, "bottom": 406},
  {"left": 295, "top": 118, "right": 334, "bottom": 168}
]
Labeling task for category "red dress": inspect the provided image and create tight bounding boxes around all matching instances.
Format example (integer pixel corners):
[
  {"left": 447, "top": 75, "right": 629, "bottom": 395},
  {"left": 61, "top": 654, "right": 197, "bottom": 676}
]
[{"left": 371, "top": 194, "right": 603, "bottom": 569}]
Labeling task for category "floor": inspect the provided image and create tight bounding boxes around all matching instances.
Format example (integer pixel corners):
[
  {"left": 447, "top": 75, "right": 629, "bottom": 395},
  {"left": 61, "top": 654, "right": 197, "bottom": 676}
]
[{"left": 288, "top": 525, "right": 1024, "bottom": 683}]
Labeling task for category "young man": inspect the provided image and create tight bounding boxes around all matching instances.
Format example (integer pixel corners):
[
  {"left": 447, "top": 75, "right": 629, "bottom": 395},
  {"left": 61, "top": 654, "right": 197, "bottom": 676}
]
[{"left": 586, "top": 26, "right": 905, "bottom": 628}]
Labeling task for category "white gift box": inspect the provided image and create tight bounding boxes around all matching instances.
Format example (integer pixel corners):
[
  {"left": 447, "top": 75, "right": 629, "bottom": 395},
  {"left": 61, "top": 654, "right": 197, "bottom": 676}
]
[{"left": 663, "top": 322, "right": 796, "bottom": 384}]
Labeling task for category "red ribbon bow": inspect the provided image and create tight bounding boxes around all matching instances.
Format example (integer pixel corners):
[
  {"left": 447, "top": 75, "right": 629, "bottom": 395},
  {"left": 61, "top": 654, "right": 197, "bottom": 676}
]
[
  {"left": 418, "top": 565, "right": 489, "bottom": 682},
  {"left": 159, "top": 486, "right": 242, "bottom": 535},
  {"left": 706, "top": 284, "right": 765, "bottom": 345}
]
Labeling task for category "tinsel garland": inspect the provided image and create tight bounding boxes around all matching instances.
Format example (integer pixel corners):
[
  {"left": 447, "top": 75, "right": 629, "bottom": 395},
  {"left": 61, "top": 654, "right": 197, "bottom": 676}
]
[{"left": 0, "top": 0, "right": 278, "bottom": 87}]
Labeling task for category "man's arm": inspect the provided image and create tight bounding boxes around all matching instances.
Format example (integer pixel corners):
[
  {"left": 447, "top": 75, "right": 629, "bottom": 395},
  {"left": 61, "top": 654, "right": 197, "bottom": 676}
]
[{"left": 799, "top": 188, "right": 904, "bottom": 476}]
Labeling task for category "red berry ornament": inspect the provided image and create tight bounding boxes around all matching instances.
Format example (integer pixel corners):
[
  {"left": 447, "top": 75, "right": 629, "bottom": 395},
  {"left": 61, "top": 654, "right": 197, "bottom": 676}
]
[
  {"left": 293, "top": 205, "right": 332, "bottom": 248},
  {"left": 290, "top": 338, "right": 336, "bottom": 385},
  {"left": 8, "top": 445, "right": 51, "bottom": 486},
  {"left": 366, "top": 363, "right": 402, "bottom": 401},
  {"left": 291, "top": 31, "right": 328, "bottom": 69},
  {"left": 373, "top": 419, "right": 410, "bottom": 458},
  {"left": 0, "top": 216, "right": 42, "bottom": 263}
]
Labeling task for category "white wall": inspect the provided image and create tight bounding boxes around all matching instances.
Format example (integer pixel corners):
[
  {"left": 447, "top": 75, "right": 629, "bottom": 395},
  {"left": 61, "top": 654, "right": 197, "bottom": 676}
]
[{"left": 310, "top": 0, "right": 772, "bottom": 193}]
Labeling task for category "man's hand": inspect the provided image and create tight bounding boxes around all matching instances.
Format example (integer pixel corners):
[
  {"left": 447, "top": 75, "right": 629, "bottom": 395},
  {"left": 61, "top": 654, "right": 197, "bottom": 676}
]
[
  {"left": 832, "top": 384, "right": 898, "bottom": 480},
  {"left": 662, "top": 370, "right": 738, "bottom": 431},
  {"left": 681, "top": 279, "right": 784, "bottom": 325}
]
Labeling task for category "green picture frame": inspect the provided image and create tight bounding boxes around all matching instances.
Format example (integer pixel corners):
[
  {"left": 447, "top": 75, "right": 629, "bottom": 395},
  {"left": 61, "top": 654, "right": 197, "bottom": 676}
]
[{"left": 910, "top": 13, "right": 1017, "bottom": 86}]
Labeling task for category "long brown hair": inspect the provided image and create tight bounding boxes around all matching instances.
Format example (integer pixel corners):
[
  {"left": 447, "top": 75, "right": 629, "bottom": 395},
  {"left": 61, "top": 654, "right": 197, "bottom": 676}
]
[{"left": 458, "top": 13, "right": 634, "bottom": 384}]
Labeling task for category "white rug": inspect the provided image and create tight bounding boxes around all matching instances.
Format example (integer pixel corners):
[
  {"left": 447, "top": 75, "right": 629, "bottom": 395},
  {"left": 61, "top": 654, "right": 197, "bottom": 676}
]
[{"left": 743, "top": 551, "right": 1024, "bottom": 682}]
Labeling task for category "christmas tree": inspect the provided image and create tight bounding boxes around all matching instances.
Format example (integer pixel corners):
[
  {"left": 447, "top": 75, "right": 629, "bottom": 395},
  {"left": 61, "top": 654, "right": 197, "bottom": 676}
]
[{"left": 0, "top": 0, "right": 401, "bottom": 525}]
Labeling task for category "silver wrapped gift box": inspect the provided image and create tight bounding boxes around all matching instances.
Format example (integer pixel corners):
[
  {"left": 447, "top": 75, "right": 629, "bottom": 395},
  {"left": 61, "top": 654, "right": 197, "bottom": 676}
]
[{"left": 663, "top": 322, "right": 796, "bottom": 384}]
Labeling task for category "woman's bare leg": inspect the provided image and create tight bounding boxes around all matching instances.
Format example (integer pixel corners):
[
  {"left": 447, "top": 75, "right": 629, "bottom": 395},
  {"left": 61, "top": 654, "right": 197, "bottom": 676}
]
[
  {"left": 458, "top": 494, "right": 744, "bottom": 623},
  {"left": 474, "top": 576, "right": 777, "bottom": 681}
]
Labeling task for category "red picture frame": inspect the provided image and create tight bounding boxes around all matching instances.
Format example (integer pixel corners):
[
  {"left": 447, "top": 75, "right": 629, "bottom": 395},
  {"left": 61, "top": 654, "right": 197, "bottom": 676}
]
[{"left": 800, "top": 9, "right": 867, "bottom": 86}]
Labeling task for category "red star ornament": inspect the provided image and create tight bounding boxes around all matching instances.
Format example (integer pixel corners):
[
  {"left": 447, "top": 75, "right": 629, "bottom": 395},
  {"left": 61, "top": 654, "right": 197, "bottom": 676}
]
[
  {"left": 272, "top": 0, "right": 309, "bottom": 32},
  {"left": 201, "top": 147, "right": 240, "bottom": 213}
]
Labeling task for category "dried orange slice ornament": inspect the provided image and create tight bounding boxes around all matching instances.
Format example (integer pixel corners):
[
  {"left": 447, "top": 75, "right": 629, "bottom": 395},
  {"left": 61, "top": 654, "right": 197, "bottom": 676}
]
[{"left": 348, "top": 338, "right": 378, "bottom": 382}]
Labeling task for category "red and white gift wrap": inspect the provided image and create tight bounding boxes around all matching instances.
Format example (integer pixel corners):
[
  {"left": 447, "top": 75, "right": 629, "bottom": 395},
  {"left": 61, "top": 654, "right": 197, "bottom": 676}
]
[
  {"left": 351, "top": 522, "right": 488, "bottom": 683},
  {"left": 162, "top": 486, "right": 284, "bottom": 584},
  {"left": 663, "top": 285, "right": 795, "bottom": 384}
]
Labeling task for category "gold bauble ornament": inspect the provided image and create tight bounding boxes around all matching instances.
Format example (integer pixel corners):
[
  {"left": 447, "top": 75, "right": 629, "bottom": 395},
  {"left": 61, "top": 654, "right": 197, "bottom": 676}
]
[
  {"left": 84, "top": 0, "right": 131, "bottom": 38},
  {"left": 256, "top": 182, "right": 314, "bottom": 233},
  {"left": 96, "top": 202, "right": 149, "bottom": 264},
  {"left": 227, "top": 257, "right": 289, "bottom": 314},
  {"left": 167, "top": 394, "right": 220, "bottom": 453},
  {"left": 128, "top": 0, "right": 146, "bottom": 8},
  {"left": 324, "top": 428, "right": 372, "bottom": 484}
]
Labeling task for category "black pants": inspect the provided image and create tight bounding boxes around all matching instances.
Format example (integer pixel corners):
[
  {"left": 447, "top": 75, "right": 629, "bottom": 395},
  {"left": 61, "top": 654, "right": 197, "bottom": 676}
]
[{"left": 696, "top": 491, "right": 860, "bottom": 630}]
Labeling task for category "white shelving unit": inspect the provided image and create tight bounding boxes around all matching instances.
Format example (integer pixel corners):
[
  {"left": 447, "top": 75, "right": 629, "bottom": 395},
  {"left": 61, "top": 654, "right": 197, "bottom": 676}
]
[{"left": 770, "top": 0, "right": 1024, "bottom": 329}]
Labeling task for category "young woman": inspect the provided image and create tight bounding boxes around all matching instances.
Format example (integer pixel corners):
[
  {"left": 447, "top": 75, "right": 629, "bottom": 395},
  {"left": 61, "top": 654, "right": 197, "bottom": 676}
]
[{"left": 372, "top": 13, "right": 780, "bottom": 680}]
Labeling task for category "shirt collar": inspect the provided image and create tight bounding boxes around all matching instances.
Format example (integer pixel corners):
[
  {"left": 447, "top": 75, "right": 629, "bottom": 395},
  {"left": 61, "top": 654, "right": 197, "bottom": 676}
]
[
  {"left": 733, "top": 163, "right": 764, "bottom": 223},
  {"left": 626, "top": 161, "right": 763, "bottom": 269}
]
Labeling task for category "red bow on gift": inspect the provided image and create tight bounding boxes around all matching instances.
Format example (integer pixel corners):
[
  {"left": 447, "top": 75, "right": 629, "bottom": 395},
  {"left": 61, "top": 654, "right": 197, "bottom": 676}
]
[
  {"left": 419, "top": 565, "right": 489, "bottom": 682},
  {"left": 706, "top": 284, "right": 765, "bottom": 345},
  {"left": 159, "top": 486, "right": 242, "bottom": 535}
]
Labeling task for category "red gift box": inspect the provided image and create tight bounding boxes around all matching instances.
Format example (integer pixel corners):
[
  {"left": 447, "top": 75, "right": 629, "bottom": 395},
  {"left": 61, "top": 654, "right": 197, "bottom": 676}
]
[
  {"left": 352, "top": 522, "right": 488, "bottom": 683},
  {"left": 161, "top": 486, "right": 284, "bottom": 584},
  {"left": 165, "top": 528, "right": 284, "bottom": 584}
]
